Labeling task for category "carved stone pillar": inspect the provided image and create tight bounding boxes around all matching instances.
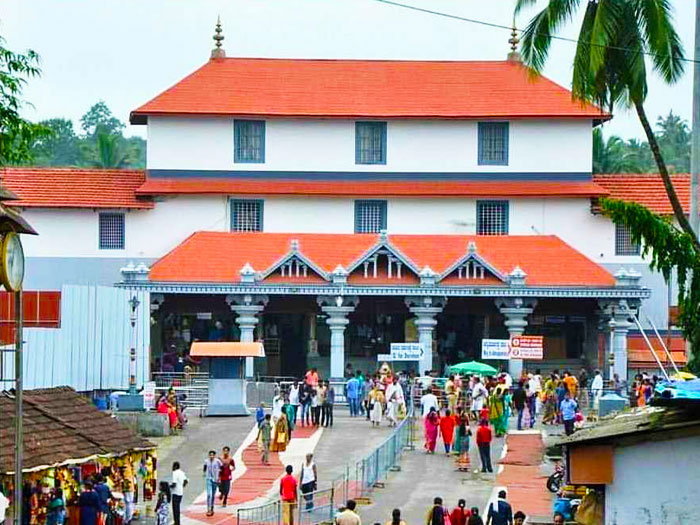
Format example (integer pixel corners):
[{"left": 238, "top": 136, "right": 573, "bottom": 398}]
[
  {"left": 406, "top": 296, "right": 446, "bottom": 375},
  {"left": 226, "top": 294, "right": 269, "bottom": 378},
  {"left": 495, "top": 297, "right": 537, "bottom": 378},
  {"left": 318, "top": 296, "right": 359, "bottom": 380}
]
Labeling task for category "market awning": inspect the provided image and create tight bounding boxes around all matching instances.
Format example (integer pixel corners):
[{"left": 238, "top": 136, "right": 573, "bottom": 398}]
[{"left": 190, "top": 341, "right": 265, "bottom": 358}]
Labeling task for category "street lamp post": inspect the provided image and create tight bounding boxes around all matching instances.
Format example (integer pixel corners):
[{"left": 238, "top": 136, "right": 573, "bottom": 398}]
[
  {"left": 608, "top": 317, "right": 616, "bottom": 383},
  {"left": 128, "top": 295, "right": 140, "bottom": 396}
]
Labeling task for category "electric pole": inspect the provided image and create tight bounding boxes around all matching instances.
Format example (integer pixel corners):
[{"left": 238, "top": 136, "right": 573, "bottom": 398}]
[{"left": 691, "top": 1, "right": 700, "bottom": 234}]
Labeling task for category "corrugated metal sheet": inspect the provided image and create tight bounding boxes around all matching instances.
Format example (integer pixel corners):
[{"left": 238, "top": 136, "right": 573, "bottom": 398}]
[{"left": 1, "top": 285, "right": 150, "bottom": 391}]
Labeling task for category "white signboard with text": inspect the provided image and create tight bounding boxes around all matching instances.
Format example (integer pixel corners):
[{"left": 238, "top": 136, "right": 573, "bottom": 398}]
[
  {"left": 481, "top": 339, "right": 510, "bottom": 360},
  {"left": 390, "top": 342, "right": 425, "bottom": 361}
]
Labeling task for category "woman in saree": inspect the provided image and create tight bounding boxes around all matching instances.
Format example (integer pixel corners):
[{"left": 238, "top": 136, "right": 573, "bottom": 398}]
[
  {"left": 488, "top": 383, "right": 507, "bottom": 437},
  {"left": 271, "top": 412, "right": 291, "bottom": 452},
  {"left": 424, "top": 407, "right": 440, "bottom": 454},
  {"left": 541, "top": 375, "right": 558, "bottom": 425}
]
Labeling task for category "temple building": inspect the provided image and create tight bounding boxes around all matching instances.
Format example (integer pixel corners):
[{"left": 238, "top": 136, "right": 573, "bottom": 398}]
[{"left": 0, "top": 23, "right": 687, "bottom": 389}]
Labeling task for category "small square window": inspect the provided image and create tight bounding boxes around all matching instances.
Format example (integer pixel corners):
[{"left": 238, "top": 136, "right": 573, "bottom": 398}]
[
  {"left": 615, "top": 224, "right": 640, "bottom": 256},
  {"left": 99, "top": 213, "right": 125, "bottom": 250},
  {"left": 234, "top": 120, "right": 265, "bottom": 163},
  {"left": 476, "top": 200, "right": 508, "bottom": 235},
  {"left": 478, "top": 122, "right": 509, "bottom": 166},
  {"left": 231, "top": 199, "right": 264, "bottom": 232},
  {"left": 355, "top": 122, "right": 387, "bottom": 165},
  {"left": 355, "top": 200, "right": 387, "bottom": 233}
]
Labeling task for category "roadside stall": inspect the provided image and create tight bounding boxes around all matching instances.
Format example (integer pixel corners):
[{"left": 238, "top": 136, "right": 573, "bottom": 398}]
[
  {"left": 189, "top": 341, "right": 265, "bottom": 416},
  {"left": 0, "top": 387, "right": 156, "bottom": 525}
]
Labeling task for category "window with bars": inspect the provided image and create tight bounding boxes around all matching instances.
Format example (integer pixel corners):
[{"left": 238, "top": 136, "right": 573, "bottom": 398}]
[
  {"left": 476, "top": 200, "right": 509, "bottom": 235},
  {"left": 478, "top": 122, "right": 509, "bottom": 165},
  {"left": 354, "top": 200, "right": 387, "bottom": 233},
  {"left": 615, "top": 223, "right": 640, "bottom": 256},
  {"left": 231, "top": 199, "right": 264, "bottom": 232},
  {"left": 355, "top": 122, "right": 387, "bottom": 164},
  {"left": 99, "top": 213, "right": 125, "bottom": 250},
  {"left": 234, "top": 120, "right": 265, "bottom": 163}
]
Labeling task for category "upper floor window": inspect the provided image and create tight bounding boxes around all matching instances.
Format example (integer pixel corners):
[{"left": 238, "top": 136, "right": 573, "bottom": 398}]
[
  {"left": 99, "top": 212, "right": 125, "bottom": 250},
  {"left": 355, "top": 200, "right": 387, "bottom": 233},
  {"left": 476, "top": 200, "right": 508, "bottom": 235},
  {"left": 615, "top": 223, "right": 640, "bottom": 256},
  {"left": 231, "top": 199, "right": 264, "bottom": 232},
  {"left": 234, "top": 120, "right": 265, "bottom": 163},
  {"left": 355, "top": 122, "right": 387, "bottom": 165},
  {"left": 478, "top": 122, "right": 509, "bottom": 166}
]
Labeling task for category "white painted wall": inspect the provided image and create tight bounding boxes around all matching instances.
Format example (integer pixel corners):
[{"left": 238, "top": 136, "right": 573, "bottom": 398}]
[
  {"left": 147, "top": 117, "right": 593, "bottom": 173},
  {"left": 605, "top": 436, "right": 700, "bottom": 524},
  {"left": 263, "top": 197, "right": 354, "bottom": 233}
]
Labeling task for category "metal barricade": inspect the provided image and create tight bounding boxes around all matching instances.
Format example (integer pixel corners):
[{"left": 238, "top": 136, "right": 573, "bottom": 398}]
[
  {"left": 236, "top": 499, "right": 282, "bottom": 525},
  {"left": 247, "top": 381, "right": 280, "bottom": 408},
  {"left": 297, "top": 488, "right": 335, "bottom": 525},
  {"left": 152, "top": 372, "right": 209, "bottom": 414}
]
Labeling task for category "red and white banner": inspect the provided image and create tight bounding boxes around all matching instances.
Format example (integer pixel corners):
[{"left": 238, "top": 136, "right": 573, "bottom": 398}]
[{"left": 508, "top": 335, "right": 544, "bottom": 360}]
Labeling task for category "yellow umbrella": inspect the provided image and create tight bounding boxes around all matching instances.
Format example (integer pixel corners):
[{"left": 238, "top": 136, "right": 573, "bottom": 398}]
[{"left": 671, "top": 371, "right": 697, "bottom": 381}]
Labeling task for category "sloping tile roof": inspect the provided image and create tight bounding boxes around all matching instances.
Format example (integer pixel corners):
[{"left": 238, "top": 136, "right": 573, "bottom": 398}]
[
  {"left": 0, "top": 387, "right": 154, "bottom": 473},
  {"left": 593, "top": 173, "right": 695, "bottom": 215},
  {"left": 627, "top": 333, "right": 687, "bottom": 366},
  {"left": 1, "top": 167, "right": 153, "bottom": 209},
  {"left": 148, "top": 232, "right": 616, "bottom": 287},
  {"left": 130, "top": 58, "right": 608, "bottom": 123},
  {"left": 137, "top": 178, "right": 609, "bottom": 198}
]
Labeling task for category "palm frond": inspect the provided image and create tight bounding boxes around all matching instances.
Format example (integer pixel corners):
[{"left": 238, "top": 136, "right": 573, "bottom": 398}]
[{"left": 632, "top": 0, "right": 685, "bottom": 83}]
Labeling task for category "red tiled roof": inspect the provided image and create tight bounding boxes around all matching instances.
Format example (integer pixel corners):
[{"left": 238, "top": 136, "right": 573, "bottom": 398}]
[
  {"left": 627, "top": 333, "right": 687, "bottom": 366},
  {"left": 593, "top": 173, "right": 696, "bottom": 215},
  {"left": 1, "top": 167, "right": 153, "bottom": 209},
  {"left": 137, "top": 178, "right": 608, "bottom": 198},
  {"left": 130, "top": 58, "right": 608, "bottom": 123},
  {"left": 149, "top": 232, "right": 615, "bottom": 287}
]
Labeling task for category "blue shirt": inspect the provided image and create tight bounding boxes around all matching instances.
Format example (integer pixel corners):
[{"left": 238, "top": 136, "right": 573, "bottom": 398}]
[
  {"left": 487, "top": 499, "right": 512, "bottom": 525},
  {"left": 560, "top": 398, "right": 577, "bottom": 421},
  {"left": 256, "top": 407, "right": 265, "bottom": 426},
  {"left": 346, "top": 378, "right": 360, "bottom": 399}
]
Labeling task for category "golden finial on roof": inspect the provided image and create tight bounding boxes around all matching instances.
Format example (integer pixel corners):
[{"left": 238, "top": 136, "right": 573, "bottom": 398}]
[
  {"left": 507, "top": 19, "right": 521, "bottom": 62},
  {"left": 211, "top": 16, "right": 226, "bottom": 59}
]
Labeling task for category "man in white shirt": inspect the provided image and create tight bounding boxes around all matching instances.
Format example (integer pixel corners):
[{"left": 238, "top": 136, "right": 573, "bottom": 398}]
[
  {"left": 471, "top": 377, "right": 488, "bottom": 420},
  {"left": 170, "top": 461, "right": 188, "bottom": 525},
  {"left": 591, "top": 370, "right": 604, "bottom": 409},
  {"left": 420, "top": 389, "right": 439, "bottom": 417},
  {"left": 289, "top": 382, "right": 300, "bottom": 425}
]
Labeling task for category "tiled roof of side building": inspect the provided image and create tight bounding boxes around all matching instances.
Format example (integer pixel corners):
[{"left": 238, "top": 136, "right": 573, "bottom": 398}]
[
  {"left": 136, "top": 178, "right": 609, "bottom": 197},
  {"left": 148, "top": 231, "right": 616, "bottom": 287},
  {"left": 130, "top": 58, "right": 609, "bottom": 123},
  {"left": 593, "top": 173, "right": 696, "bottom": 215},
  {"left": 1, "top": 167, "right": 153, "bottom": 209}
]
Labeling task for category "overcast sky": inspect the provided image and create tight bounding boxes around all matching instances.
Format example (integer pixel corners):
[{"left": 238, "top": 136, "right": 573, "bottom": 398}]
[{"left": 2, "top": 0, "right": 696, "bottom": 140}]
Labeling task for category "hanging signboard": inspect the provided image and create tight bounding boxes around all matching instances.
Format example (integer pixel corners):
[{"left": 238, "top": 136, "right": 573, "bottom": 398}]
[
  {"left": 377, "top": 353, "right": 393, "bottom": 361},
  {"left": 481, "top": 339, "right": 510, "bottom": 360},
  {"left": 142, "top": 381, "right": 157, "bottom": 410},
  {"left": 508, "top": 335, "right": 544, "bottom": 360},
  {"left": 390, "top": 342, "right": 425, "bottom": 361}
]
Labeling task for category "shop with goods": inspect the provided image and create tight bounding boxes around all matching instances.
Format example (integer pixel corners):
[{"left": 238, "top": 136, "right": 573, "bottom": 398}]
[{"left": 0, "top": 387, "right": 156, "bottom": 525}]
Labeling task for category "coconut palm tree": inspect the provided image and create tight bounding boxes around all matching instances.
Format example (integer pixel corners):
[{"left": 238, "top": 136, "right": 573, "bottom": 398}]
[{"left": 515, "top": 0, "right": 697, "bottom": 248}]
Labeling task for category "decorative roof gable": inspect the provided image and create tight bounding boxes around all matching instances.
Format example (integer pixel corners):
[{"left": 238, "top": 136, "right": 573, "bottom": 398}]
[
  {"left": 439, "top": 241, "right": 506, "bottom": 284},
  {"left": 260, "top": 239, "right": 329, "bottom": 282},
  {"left": 346, "top": 231, "right": 421, "bottom": 284}
]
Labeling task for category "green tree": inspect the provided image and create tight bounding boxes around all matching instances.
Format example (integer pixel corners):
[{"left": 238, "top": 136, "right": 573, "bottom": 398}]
[
  {"left": 0, "top": 36, "right": 48, "bottom": 165},
  {"left": 593, "top": 129, "right": 643, "bottom": 173},
  {"left": 80, "top": 101, "right": 125, "bottom": 136},
  {"left": 90, "top": 131, "right": 129, "bottom": 168},
  {"left": 515, "top": 0, "right": 697, "bottom": 249},
  {"left": 29, "top": 118, "right": 82, "bottom": 166},
  {"left": 655, "top": 110, "right": 690, "bottom": 173}
]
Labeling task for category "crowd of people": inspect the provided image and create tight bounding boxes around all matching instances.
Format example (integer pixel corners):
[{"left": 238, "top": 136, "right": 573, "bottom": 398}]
[{"left": 346, "top": 369, "right": 409, "bottom": 427}]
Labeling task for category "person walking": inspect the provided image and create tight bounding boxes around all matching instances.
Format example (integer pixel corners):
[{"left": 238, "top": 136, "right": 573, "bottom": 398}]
[
  {"left": 300, "top": 453, "right": 318, "bottom": 511},
  {"left": 439, "top": 409, "right": 456, "bottom": 455},
  {"left": 203, "top": 450, "right": 222, "bottom": 516},
  {"left": 219, "top": 446, "right": 235, "bottom": 507},
  {"left": 426, "top": 497, "right": 448, "bottom": 525},
  {"left": 369, "top": 385, "right": 385, "bottom": 427},
  {"left": 424, "top": 407, "right": 440, "bottom": 454},
  {"left": 470, "top": 377, "right": 488, "bottom": 422},
  {"left": 155, "top": 482, "right": 171, "bottom": 525},
  {"left": 457, "top": 418, "right": 472, "bottom": 471},
  {"left": 325, "top": 381, "right": 335, "bottom": 427},
  {"left": 420, "top": 388, "right": 439, "bottom": 418},
  {"left": 318, "top": 382, "right": 328, "bottom": 426},
  {"left": 170, "top": 462, "right": 188, "bottom": 525},
  {"left": 289, "top": 382, "right": 300, "bottom": 424},
  {"left": 280, "top": 465, "right": 298, "bottom": 525},
  {"left": 272, "top": 413, "right": 291, "bottom": 452},
  {"left": 335, "top": 500, "right": 361, "bottom": 525},
  {"left": 386, "top": 377, "right": 401, "bottom": 426},
  {"left": 450, "top": 499, "right": 471, "bottom": 525},
  {"left": 467, "top": 508, "right": 484, "bottom": 525},
  {"left": 258, "top": 414, "right": 273, "bottom": 464},
  {"left": 310, "top": 387, "right": 321, "bottom": 426},
  {"left": 512, "top": 381, "right": 527, "bottom": 431},
  {"left": 385, "top": 508, "right": 406, "bottom": 525},
  {"left": 560, "top": 391, "right": 578, "bottom": 436},
  {"left": 362, "top": 375, "right": 373, "bottom": 420},
  {"left": 78, "top": 481, "right": 100, "bottom": 525},
  {"left": 346, "top": 373, "right": 361, "bottom": 417},
  {"left": 476, "top": 420, "right": 493, "bottom": 473},
  {"left": 94, "top": 475, "right": 112, "bottom": 525},
  {"left": 486, "top": 490, "right": 512, "bottom": 525},
  {"left": 300, "top": 383, "right": 312, "bottom": 427},
  {"left": 591, "top": 370, "right": 604, "bottom": 410},
  {"left": 256, "top": 403, "right": 265, "bottom": 428}
]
